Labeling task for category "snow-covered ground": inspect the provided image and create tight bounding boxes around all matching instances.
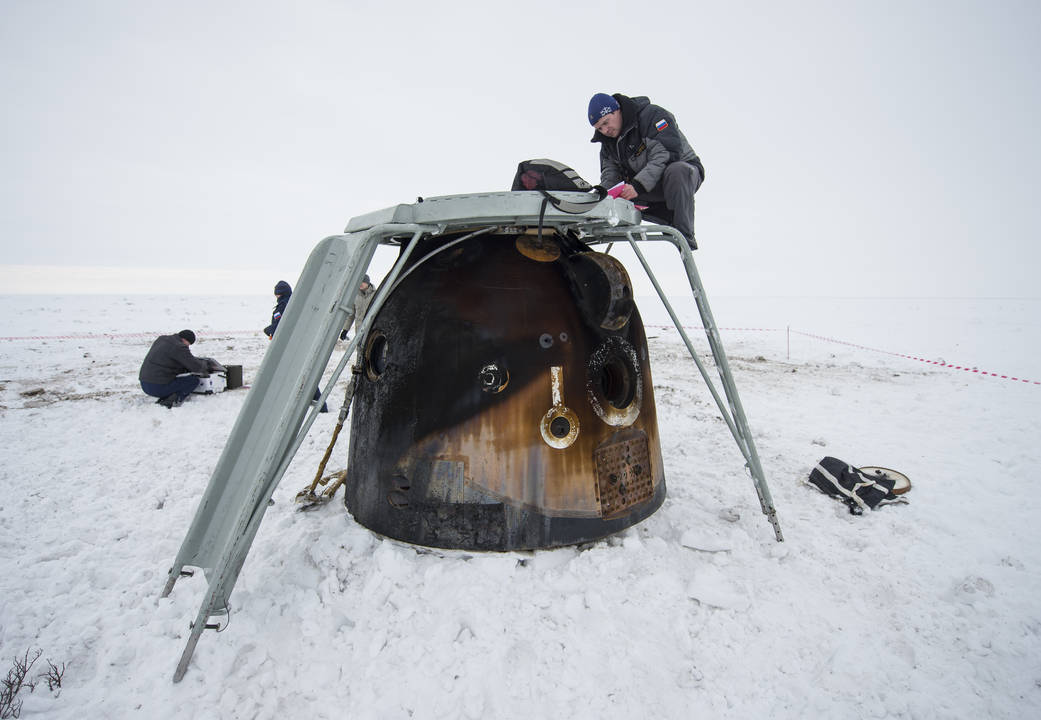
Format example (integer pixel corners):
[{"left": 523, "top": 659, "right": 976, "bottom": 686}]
[{"left": 1, "top": 292, "right": 1039, "bottom": 719}]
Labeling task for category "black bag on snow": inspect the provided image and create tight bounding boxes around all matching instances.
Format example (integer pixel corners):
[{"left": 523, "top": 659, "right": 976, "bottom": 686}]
[
  {"left": 808, "top": 456, "right": 906, "bottom": 515},
  {"left": 511, "top": 159, "right": 594, "bottom": 192}
]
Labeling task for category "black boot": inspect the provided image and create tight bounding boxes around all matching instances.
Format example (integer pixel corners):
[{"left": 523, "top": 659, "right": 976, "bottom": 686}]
[{"left": 156, "top": 393, "right": 179, "bottom": 409}]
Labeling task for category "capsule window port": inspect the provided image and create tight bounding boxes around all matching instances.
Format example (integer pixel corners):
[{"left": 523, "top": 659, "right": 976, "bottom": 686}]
[
  {"left": 365, "top": 331, "right": 389, "bottom": 381},
  {"left": 549, "top": 415, "right": 571, "bottom": 438},
  {"left": 587, "top": 336, "right": 642, "bottom": 428}
]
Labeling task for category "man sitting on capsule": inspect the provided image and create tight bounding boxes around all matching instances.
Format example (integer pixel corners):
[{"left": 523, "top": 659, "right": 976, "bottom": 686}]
[{"left": 588, "top": 92, "right": 705, "bottom": 249}]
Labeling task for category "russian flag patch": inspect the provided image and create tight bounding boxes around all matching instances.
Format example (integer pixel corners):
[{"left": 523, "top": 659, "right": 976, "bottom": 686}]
[{"left": 655, "top": 119, "right": 669, "bottom": 131}]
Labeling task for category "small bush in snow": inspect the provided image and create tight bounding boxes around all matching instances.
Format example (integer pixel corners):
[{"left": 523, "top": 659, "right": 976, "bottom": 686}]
[
  {"left": 0, "top": 648, "right": 67, "bottom": 718},
  {"left": 0, "top": 648, "right": 40, "bottom": 719}
]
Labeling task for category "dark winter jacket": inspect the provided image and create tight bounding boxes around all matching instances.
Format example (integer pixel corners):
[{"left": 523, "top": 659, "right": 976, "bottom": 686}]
[
  {"left": 590, "top": 94, "right": 704, "bottom": 195},
  {"left": 138, "top": 334, "right": 210, "bottom": 384},
  {"left": 264, "top": 289, "right": 291, "bottom": 337}
]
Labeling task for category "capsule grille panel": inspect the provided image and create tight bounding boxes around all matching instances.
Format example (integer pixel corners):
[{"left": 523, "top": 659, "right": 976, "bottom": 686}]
[{"left": 594, "top": 435, "right": 653, "bottom": 517}]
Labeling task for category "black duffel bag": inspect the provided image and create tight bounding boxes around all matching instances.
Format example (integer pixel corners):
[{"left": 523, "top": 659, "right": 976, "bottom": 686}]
[{"left": 808, "top": 456, "right": 909, "bottom": 515}]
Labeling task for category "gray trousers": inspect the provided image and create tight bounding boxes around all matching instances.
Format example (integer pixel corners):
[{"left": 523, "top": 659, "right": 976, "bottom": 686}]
[{"left": 638, "top": 162, "right": 702, "bottom": 245}]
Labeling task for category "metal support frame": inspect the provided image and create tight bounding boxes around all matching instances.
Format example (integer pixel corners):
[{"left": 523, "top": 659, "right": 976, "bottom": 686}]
[
  {"left": 608, "top": 224, "right": 783, "bottom": 542},
  {"left": 160, "top": 191, "right": 781, "bottom": 682},
  {"left": 161, "top": 223, "right": 436, "bottom": 681}
]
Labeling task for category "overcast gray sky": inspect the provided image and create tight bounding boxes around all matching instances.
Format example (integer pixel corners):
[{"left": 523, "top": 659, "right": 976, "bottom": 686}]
[{"left": 2, "top": 0, "right": 1039, "bottom": 297}]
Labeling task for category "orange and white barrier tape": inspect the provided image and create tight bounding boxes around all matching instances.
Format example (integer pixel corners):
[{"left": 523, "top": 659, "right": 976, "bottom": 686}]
[{"left": 788, "top": 329, "right": 1040, "bottom": 385}]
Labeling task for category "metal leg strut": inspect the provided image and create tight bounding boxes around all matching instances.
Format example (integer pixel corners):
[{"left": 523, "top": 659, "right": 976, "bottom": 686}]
[{"left": 622, "top": 227, "right": 783, "bottom": 541}]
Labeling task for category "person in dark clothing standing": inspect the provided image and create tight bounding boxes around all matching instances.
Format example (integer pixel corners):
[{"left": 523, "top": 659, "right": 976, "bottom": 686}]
[
  {"left": 264, "top": 280, "right": 293, "bottom": 338},
  {"left": 588, "top": 92, "right": 704, "bottom": 248},
  {"left": 263, "top": 279, "right": 328, "bottom": 412},
  {"left": 139, "top": 330, "right": 213, "bottom": 408}
]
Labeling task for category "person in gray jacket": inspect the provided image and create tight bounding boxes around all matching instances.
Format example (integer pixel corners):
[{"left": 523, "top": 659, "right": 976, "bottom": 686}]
[
  {"left": 138, "top": 329, "right": 216, "bottom": 408},
  {"left": 339, "top": 275, "right": 376, "bottom": 341},
  {"left": 588, "top": 92, "right": 705, "bottom": 248}
]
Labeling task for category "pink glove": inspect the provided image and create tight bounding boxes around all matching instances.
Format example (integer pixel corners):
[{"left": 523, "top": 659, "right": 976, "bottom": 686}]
[{"left": 608, "top": 182, "right": 649, "bottom": 210}]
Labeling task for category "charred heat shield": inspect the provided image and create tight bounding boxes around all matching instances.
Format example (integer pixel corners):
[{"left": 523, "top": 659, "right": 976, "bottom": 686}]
[{"left": 345, "top": 230, "right": 666, "bottom": 550}]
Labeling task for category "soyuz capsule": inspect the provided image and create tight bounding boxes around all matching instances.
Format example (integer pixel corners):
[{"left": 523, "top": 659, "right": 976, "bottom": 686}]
[
  {"left": 345, "top": 228, "right": 666, "bottom": 550},
  {"left": 161, "top": 190, "right": 783, "bottom": 681}
]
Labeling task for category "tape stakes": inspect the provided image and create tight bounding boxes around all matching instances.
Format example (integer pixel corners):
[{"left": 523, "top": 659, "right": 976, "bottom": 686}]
[
  {"left": 646, "top": 325, "right": 782, "bottom": 332},
  {"left": 644, "top": 325, "right": 1039, "bottom": 387},
  {"left": 789, "top": 329, "right": 1040, "bottom": 386}
]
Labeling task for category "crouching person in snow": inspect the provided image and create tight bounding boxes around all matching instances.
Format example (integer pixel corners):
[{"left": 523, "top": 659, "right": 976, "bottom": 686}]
[
  {"left": 588, "top": 92, "right": 705, "bottom": 249},
  {"left": 139, "top": 329, "right": 220, "bottom": 408}
]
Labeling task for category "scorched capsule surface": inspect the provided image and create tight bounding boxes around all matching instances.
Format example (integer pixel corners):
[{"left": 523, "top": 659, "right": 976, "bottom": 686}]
[{"left": 345, "top": 229, "right": 666, "bottom": 550}]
